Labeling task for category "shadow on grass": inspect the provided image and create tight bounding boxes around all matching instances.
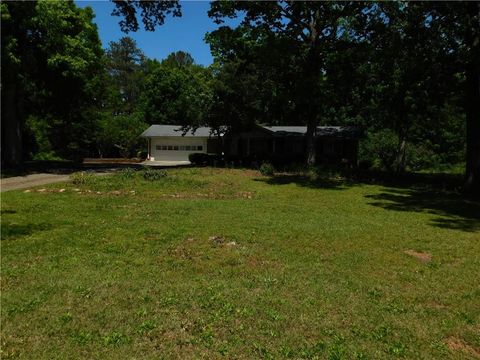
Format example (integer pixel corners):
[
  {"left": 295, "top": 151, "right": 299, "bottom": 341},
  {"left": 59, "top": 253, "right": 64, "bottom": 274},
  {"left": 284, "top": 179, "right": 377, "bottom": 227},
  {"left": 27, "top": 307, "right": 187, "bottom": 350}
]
[
  {"left": 256, "top": 169, "right": 479, "bottom": 232},
  {"left": 366, "top": 188, "right": 480, "bottom": 232},
  {"left": 255, "top": 174, "right": 351, "bottom": 190},
  {"left": 1, "top": 222, "right": 53, "bottom": 241}
]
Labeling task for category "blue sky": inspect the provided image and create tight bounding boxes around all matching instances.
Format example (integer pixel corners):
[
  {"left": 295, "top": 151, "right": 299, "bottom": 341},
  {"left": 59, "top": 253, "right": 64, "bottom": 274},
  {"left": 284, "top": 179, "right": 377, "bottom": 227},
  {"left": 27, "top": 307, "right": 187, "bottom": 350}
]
[{"left": 76, "top": 1, "right": 237, "bottom": 66}]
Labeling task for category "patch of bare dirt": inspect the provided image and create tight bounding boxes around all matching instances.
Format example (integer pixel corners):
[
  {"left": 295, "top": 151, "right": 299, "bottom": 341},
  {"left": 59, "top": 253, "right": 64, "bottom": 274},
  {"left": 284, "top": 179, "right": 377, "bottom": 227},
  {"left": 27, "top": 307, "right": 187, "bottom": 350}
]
[
  {"left": 445, "top": 337, "right": 480, "bottom": 358},
  {"left": 209, "top": 235, "right": 226, "bottom": 246},
  {"left": 23, "top": 188, "right": 136, "bottom": 196},
  {"left": 208, "top": 235, "right": 238, "bottom": 248},
  {"left": 404, "top": 249, "right": 432, "bottom": 262},
  {"left": 160, "top": 191, "right": 253, "bottom": 200}
]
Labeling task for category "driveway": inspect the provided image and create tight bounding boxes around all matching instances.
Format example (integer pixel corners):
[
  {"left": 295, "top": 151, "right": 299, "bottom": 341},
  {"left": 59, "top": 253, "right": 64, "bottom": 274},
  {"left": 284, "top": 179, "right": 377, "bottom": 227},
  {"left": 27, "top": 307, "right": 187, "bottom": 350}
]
[
  {"left": 141, "top": 160, "right": 191, "bottom": 167},
  {"left": 1, "top": 173, "right": 71, "bottom": 192}
]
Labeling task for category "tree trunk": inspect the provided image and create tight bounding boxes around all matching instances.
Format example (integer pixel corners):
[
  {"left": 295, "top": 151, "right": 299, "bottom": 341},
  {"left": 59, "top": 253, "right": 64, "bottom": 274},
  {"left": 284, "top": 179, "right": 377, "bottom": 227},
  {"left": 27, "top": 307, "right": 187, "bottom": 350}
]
[
  {"left": 306, "top": 118, "right": 316, "bottom": 166},
  {"left": 395, "top": 135, "right": 407, "bottom": 173},
  {"left": 305, "top": 9, "right": 320, "bottom": 166},
  {"left": 464, "top": 2, "right": 480, "bottom": 198},
  {"left": 464, "top": 59, "right": 480, "bottom": 198},
  {"left": 1, "top": 77, "right": 24, "bottom": 168}
]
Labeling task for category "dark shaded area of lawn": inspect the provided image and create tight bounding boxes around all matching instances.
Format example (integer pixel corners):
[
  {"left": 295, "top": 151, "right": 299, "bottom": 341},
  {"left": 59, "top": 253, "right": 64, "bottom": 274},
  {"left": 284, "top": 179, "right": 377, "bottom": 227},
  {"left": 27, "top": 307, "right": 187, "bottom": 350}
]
[
  {"left": 366, "top": 189, "right": 480, "bottom": 232},
  {"left": 259, "top": 169, "right": 480, "bottom": 232},
  {"left": 1, "top": 222, "right": 54, "bottom": 241}
]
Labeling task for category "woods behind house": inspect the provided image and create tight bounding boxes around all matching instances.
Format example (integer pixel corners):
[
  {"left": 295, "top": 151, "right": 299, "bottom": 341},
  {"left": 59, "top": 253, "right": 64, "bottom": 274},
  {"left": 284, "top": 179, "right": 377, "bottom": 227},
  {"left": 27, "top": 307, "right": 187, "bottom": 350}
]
[{"left": 1, "top": 1, "right": 479, "bottom": 195}]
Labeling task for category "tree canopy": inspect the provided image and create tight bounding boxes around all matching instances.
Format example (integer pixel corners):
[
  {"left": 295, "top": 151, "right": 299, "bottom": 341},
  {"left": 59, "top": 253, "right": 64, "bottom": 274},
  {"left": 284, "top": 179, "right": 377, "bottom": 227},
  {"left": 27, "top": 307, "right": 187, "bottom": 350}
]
[{"left": 1, "top": 1, "right": 478, "bottom": 196}]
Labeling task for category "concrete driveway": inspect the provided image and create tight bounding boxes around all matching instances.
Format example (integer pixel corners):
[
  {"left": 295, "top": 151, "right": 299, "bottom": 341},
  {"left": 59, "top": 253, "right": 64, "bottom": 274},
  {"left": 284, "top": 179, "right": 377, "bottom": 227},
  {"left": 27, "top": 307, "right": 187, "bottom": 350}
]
[
  {"left": 1, "top": 173, "right": 71, "bottom": 192},
  {"left": 141, "top": 160, "right": 191, "bottom": 167}
]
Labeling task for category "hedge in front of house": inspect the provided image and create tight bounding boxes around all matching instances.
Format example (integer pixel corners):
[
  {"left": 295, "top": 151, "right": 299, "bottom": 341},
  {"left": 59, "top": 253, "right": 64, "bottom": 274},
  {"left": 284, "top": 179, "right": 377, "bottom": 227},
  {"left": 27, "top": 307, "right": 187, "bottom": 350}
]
[{"left": 189, "top": 153, "right": 224, "bottom": 166}]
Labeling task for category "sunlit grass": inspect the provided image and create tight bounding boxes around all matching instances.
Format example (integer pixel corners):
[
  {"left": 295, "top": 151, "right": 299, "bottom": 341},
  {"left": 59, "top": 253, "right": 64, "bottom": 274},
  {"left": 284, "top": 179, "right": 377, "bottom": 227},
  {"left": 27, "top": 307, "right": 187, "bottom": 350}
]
[{"left": 1, "top": 167, "right": 479, "bottom": 359}]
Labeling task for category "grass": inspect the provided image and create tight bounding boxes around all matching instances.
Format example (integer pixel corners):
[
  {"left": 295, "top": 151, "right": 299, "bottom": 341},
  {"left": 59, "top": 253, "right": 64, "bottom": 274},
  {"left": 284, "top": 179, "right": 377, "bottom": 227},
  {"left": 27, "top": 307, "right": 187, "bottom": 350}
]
[{"left": 1, "top": 167, "right": 479, "bottom": 359}]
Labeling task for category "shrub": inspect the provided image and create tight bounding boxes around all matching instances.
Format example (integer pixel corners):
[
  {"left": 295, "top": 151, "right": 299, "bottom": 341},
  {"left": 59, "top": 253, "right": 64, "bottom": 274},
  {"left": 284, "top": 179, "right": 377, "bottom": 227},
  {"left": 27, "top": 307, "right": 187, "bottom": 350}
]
[
  {"left": 189, "top": 153, "right": 209, "bottom": 165},
  {"left": 360, "top": 129, "right": 399, "bottom": 171},
  {"left": 70, "top": 171, "right": 96, "bottom": 186},
  {"left": 406, "top": 144, "right": 437, "bottom": 171},
  {"left": 142, "top": 168, "right": 167, "bottom": 181},
  {"left": 189, "top": 153, "right": 224, "bottom": 166},
  {"left": 119, "top": 167, "right": 136, "bottom": 180},
  {"left": 259, "top": 162, "right": 275, "bottom": 176}
]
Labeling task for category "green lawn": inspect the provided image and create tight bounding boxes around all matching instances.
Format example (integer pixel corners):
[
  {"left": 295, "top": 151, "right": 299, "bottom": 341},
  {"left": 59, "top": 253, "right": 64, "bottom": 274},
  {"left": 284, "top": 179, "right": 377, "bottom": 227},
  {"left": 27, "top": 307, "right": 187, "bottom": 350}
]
[{"left": 1, "top": 168, "right": 479, "bottom": 359}]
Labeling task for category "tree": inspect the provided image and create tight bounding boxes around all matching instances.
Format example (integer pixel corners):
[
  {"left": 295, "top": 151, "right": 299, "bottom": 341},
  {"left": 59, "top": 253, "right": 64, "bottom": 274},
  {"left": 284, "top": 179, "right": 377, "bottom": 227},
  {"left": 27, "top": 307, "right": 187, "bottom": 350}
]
[
  {"left": 162, "top": 51, "right": 195, "bottom": 68},
  {"left": 362, "top": 2, "right": 462, "bottom": 172},
  {"left": 105, "top": 36, "right": 146, "bottom": 115},
  {"left": 141, "top": 56, "right": 213, "bottom": 130},
  {"left": 111, "top": 0, "right": 181, "bottom": 32},
  {"left": 1, "top": 0, "right": 104, "bottom": 165},
  {"left": 460, "top": 3, "right": 480, "bottom": 197},
  {"left": 208, "top": 2, "right": 371, "bottom": 165}
]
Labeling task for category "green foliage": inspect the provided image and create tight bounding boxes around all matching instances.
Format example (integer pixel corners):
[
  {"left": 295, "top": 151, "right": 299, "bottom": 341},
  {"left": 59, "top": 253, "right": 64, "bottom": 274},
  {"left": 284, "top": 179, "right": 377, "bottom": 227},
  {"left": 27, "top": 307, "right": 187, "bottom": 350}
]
[
  {"left": 259, "top": 162, "right": 275, "bottom": 176},
  {"left": 1, "top": 0, "right": 104, "bottom": 163},
  {"left": 360, "top": 130, "right": 399, "bottom": 171},
  {"left": 119, "top": 168, "right": 136, "bottom": 180},
  {"left": 142, "top": 168, "right": 167, "bottom": 181},
  {"left": 70, "top": 171, "right": 97, "bottom": 186},
  {"left": 162, "top": 51, "right": 194, "bottom": 68},
  {"left": 141, "top": 61, "right": 213, "bottom": 128},
  {"left": 96, "top": 112, "right": 147, "bottom": 158}
]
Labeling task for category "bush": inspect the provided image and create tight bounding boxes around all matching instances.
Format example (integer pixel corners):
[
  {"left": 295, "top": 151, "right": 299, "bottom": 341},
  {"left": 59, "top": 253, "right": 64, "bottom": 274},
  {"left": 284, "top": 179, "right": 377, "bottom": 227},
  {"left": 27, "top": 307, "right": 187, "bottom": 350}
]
[
  {"left": 189, "top": 153, "right": 223, "bottom": 166},
  {"left": 259, "top": 162, "right": 275, "bottom": 176},
  {"left": 142, "top": 168, "right": 167, "bottom": 181},
  {"left": 189, "top": 153, "right": 209, "bottom": 165},
  {"left": 406, "top": 144, "right": 437, "bottom": 171},
  {"left": 360, "top": 129, "right": 399, "bottom": 171},
  {"left": 119, "top": 167, "right": 136, "bottom": 180},
  {"left": 70, "top": 171, "right": 96, "bottom": 186}
]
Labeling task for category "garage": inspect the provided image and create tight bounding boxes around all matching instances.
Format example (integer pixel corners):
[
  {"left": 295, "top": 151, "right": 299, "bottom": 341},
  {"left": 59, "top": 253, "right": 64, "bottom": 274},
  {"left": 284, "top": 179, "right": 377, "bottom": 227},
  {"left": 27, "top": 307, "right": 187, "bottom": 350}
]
[{"left": 141, "top": 125, "right": 214, "bottom": 162}]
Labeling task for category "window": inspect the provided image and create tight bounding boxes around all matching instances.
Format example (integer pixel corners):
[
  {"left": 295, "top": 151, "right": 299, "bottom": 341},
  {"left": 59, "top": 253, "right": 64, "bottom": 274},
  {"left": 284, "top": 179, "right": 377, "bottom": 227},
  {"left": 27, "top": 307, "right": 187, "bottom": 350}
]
[
  {"left": 162, "top": 145, "right": 167, "bottom": 150},
  {"left": 179, "top": 145, "right": 185, "bottom": 151},
  {"left": 197, "top": 145, "right": 203, "bottom": 151},
  {"left": 168, "top": 145, "right": 173, "bottom": 150},
  {"left": 185, "top": 145, "right": 191, "bottom": 151},
  {"left": 156, "top": 145, "right": 161, "bottom": 150},
  {"left": 173, "top": 145, "right": 179, "bottom": 150}
]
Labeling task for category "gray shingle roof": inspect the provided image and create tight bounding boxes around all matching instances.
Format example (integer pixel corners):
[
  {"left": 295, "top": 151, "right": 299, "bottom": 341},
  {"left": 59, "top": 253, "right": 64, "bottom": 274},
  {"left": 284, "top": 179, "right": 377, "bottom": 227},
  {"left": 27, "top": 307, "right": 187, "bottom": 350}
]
[
  {"left": 261, "top": 126, "right": 362, "bottom": 138},
  {"left": 141, "top": 124, "right": 361, "bottom": 138},
  {"left": 140, "top": 125, "right": 214, "bottom": 137}
]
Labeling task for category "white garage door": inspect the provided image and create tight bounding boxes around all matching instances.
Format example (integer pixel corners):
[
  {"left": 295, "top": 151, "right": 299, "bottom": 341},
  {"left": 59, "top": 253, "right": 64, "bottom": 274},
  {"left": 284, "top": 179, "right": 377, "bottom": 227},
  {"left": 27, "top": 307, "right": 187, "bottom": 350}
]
[{"left": 151, "top": 137, "right": 208, "bottom": 161}]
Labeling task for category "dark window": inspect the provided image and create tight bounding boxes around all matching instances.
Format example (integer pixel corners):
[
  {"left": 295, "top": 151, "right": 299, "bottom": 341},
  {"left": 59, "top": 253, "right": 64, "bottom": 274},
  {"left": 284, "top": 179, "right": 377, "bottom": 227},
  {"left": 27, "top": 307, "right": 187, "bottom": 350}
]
[
  {"left": 162, "top": 145, "right": 167, "bottom": 150},
  {"left": 186, "top": 145, "right": 191, "bottom": 151},
  {"left": 179, "top": 145, "right": 185, "bottom": 151},
  {"left": 197, "top": 145, "right": 203, "bottom": 151},
  {"left": 168, "top": 145, "right": 173, "bottom": 150},
  {"left": 173, "top": 146, "right": 179, "bottom": 151},
  {"left": 156, "top": 145, "right": 161, "bottom": 150}
]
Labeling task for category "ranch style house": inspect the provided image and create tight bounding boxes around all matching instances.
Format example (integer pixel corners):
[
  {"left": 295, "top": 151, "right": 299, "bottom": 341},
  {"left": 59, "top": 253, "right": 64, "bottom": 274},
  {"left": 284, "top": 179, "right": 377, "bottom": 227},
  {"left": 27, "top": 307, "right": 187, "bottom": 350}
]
[{"left": 141, "top": 124, "right": 361, "bottom": 165}]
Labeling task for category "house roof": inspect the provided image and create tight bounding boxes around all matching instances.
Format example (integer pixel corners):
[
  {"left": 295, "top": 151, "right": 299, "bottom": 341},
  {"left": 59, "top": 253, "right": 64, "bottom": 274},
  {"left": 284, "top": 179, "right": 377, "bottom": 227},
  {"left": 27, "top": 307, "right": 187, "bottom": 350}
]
[
  {"left": 141, "top": 124, "right": 361, "bottom": 139},
  {"left": 261, "top": 126, "right": 362, "bottom": 138},
  {"left": 140, "top": 125, "right": 215, "bottom": 137}
]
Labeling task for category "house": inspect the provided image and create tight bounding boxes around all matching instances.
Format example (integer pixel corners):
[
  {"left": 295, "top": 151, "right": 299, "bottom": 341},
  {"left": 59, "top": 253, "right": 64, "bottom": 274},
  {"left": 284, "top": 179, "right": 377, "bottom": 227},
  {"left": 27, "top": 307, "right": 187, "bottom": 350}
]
[
  {"left": 141, "top": 124, "right": 361, "bottom": 165},
  {"left": 140, "top": 125, "right": 221, "bottom": 162},
  {"left": 225, "top": 125, "right": 361, "bottom": 166}
]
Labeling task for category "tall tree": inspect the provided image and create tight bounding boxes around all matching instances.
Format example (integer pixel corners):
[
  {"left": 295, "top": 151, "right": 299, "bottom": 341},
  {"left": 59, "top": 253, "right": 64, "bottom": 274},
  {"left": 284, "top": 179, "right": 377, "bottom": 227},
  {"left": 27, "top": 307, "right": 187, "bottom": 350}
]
[
  {"left": 141, "top": 55, "right": 213, "bottom": 129},
  {"left": 105, "top": 36, "right": 146, "bottom": 115},
  {"left": 1, "top": 0, "right": 104, "bottom": 165},
  {"left": 162, "top": 51, "right": 195, "bottom": 68},
  {"left": 461, "top": 2, "right": 480, "bottom": 197},
  {"left": 364, "top": 2, "right": 460, "bottom": 172},
  {"left": 111, "top": 0, "right": 181, "bottom": 32},
  {"left": 208, "top": 1, "right": 370, "bottom": 165}
]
